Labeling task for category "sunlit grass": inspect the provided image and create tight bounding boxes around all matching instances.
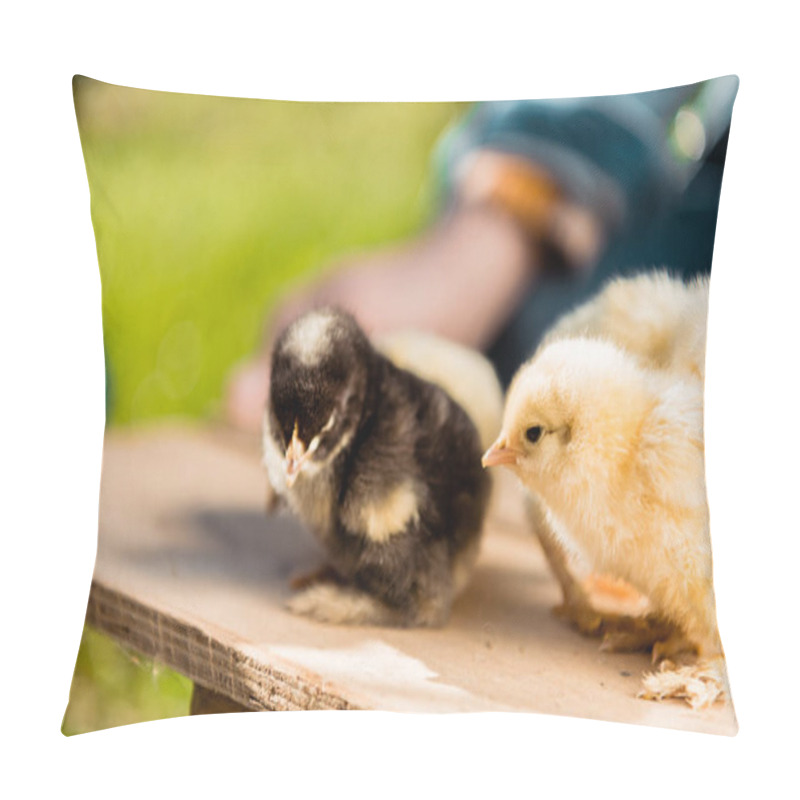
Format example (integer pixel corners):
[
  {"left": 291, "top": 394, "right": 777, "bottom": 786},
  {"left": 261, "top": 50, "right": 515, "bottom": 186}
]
[
  {"left": 76, "top": 77, "right": 465, "bottom": 424},
  {"left": 62, "top": 627, "right": 193, "bottom": 735}
]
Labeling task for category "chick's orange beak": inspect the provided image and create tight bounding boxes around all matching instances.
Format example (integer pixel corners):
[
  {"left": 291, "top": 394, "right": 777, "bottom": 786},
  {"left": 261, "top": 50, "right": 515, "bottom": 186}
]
[
  {"left": 285, "top": 422, "right": 309, "bottom": 487},
  {"left": 482, "top": 437, "right": 519, "bottom": 469}
]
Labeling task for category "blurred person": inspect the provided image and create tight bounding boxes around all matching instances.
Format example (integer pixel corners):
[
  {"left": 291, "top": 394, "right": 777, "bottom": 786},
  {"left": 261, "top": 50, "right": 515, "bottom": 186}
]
[{"left": 225, "top": 77, "right": 738, "bottom": 432}]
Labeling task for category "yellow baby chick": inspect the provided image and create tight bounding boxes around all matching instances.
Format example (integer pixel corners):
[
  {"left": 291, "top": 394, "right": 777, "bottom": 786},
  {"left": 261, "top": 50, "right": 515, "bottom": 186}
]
[
  {"left": 544, "top": 269, "right": 709, "bottom": 380},
  {"left": 483, "top": 335, "right": 726, "bottom": 707}
]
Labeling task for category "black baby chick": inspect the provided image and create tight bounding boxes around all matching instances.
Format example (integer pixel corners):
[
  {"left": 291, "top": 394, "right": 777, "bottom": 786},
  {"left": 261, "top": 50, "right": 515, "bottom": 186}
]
[{"left": 263, "top": 307, "right": 490, "bottom": 627}]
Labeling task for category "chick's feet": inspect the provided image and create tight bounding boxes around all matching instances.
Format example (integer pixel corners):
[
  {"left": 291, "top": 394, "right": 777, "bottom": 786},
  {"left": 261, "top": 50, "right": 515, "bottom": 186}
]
[
  {"left": 553, "top": 574, "right": 674, "bottom": 655},
  {"left": 286, "top": 582, "right": 402, "bottom": 626},
  {"left": 638, "top": 657, "right": 727, "bottom": 710},
  {"left": 554, "top": 599, "right": 669, "bottom": 654},
  {"left": 553, "top": 594, "right": 610, "bottom": 637},
  {"left": 289, "top": 564, "right": 344, "bottom": 591},
  {"left": 599, "top": 615, "right": 677, "bottom": 654},
  {"left": 650, "top": 630, "right": 698, "bottom": 664}
]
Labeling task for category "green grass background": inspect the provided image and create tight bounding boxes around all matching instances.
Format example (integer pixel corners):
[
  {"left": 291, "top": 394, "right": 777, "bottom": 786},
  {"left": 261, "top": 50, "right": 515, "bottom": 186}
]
[{"left": 63, "top": 77, "right": 465, "bottom": 734}]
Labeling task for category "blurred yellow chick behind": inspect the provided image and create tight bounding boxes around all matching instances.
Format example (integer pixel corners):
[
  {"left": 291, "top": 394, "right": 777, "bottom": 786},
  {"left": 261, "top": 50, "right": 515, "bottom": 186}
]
[
  {"left": 545, "top": 269, "right": 709, "bottom": 379},
  {"left": 483, "top": 271, "right": 728, "bottom": 709}
]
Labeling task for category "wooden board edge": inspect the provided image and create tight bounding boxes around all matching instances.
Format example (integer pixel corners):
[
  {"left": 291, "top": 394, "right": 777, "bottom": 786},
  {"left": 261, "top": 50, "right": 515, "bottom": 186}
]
[{"left": 86, "top": 580, "right": 362, "bottom": 712}]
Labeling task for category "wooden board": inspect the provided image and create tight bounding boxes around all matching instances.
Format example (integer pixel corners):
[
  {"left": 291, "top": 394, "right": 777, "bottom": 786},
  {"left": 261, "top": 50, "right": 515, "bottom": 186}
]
[{"left": 88, "top": 423, "right": 737, "bottom": 733}]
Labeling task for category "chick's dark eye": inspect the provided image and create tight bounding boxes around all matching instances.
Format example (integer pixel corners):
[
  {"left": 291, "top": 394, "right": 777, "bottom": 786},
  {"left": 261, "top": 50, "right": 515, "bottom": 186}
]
[{"left": 526, "top": 426, "right": 543, "bottom": 444}]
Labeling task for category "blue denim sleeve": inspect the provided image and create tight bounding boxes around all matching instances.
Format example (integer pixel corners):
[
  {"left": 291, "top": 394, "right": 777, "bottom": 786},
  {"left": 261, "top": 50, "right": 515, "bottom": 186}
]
[{"left": 434, "top": 76, "right": 738, "bottom": 240}]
